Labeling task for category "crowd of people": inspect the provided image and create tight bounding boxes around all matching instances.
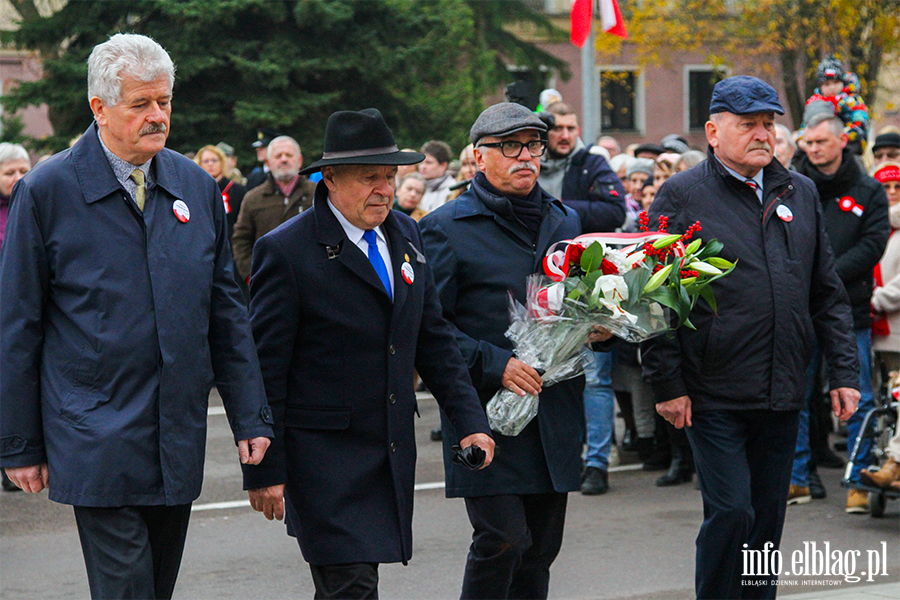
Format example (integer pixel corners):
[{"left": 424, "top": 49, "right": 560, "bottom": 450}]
[{"left": 0, "top": 34, "right": 898, "bottom": 600}]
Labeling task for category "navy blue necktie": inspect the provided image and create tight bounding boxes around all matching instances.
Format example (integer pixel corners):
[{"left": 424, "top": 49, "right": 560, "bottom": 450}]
[{"left": 363, "top": 229, "right": 392, "bottom": 300}]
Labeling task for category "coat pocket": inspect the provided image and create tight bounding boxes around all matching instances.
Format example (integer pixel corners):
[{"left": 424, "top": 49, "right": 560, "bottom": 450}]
[
  {"left": 59, "top": 389, "right": 110, "bottom": 427},
  {"left": 283, "top": 405, "right": 351, "bottom": 430}
]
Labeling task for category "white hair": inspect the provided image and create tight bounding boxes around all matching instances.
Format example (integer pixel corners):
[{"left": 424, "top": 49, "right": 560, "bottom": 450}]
[
  {"left": 267, "top": 136, "right": 301, "bottom": 160},
  {"left": 0, "top": 143, "right": 30, "bottom": 167},
  {"left": 609, "top": 154, "right": 635, "bottom": 173},
  {"left": 774, "top": 124, "right": 797, "bottom": 151},
  {"left": 87, "top": 33, "right": 175, "bottom": 106}
]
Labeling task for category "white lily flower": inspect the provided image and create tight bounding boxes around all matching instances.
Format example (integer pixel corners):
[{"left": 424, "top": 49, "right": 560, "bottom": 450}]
[
  {"left": 625, "top": 250, "right": 646, "bottom": 268},
  {"left": 598, "top": 298, "right": 639, "bottom": 324},
  {"left": 593, "top": 274, "right": 629, "bottom": 304}
]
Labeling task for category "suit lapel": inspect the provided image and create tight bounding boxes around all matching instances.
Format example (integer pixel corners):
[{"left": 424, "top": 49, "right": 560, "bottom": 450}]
[
  {"left": 383, "top": 212, "right": 409, "bottom": 314},
  {"left": 313, "top": 195, "right": 393, "bottom": 303}
]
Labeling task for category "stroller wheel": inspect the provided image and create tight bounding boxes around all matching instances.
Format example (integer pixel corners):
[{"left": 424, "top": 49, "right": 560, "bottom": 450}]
[{"left": 869, "top": 491, "right": 887, "bottom": 518}]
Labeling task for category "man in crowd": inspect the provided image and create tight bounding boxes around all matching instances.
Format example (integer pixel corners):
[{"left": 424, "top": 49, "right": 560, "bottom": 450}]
[
  {"left": 538, "top": 101, "right": 626, "bottom": 496},
  {"left": 245, "top": 127, "right": 279, "bottom": 190},
  {"left": 242, "top": 108, "right": 494, "bottom": 599},
  {"left": 420, "top": 102, "right": 611, "bottom": 599},
  {"left": 0, "top": 34, "right": 273, "bottom": 599},
  {"left": 596, "top": 135, "right": 620, "bottom": 159},
  {"left": 231, "top": 135, "right": 316, "bottom": 282},
  {"left": 774, "top": 124, "right": 797, "bottom": 170},
  {"left": 795, "top": 113, "right": 890, "bottom": 513},
  {"left": 872, "top": 131, "right": 900, "bottom": 167},
  {"left": 643, "top": 76, "right": 860, "bottom": 599},
  {"left": 417, "top": 139, "right": 456, "bottom": 213}
]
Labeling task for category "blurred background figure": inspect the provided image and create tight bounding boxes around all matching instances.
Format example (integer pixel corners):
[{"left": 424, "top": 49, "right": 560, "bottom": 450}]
[
  {"left": 231, "top": 135, "right": 315, "bottom": 284},
  {"left": 872, "top": 130, "right": 900, "bottom": 168},
  {"left": 196, "top": 144, "right": 246, "bottom": 241},
  {"left": 774, "top": 124, "right": 797, "bottom": 169},
  {"left": 245, "top": 128, "right": 280, "bottom": 190},
  {"left": 393, "top": 172, "right": 427, "bottom": 221},
  {"left": 0, "top": 142, "right": 31, "bottom": 493},
  {"left": 674, "top": 150, "right": 706, "bottom": 173},
  {"left": 447, "top": 144, "right": 477, "bottom": 201},
  {"left": 418, "top": 140, "right": 455, "bottom": 213},
  {"left": 596, "top": 135, "right": 620, "bottom": 159},
  {"left": 216, "top": 142, "right": 245, "bottom": 184}
]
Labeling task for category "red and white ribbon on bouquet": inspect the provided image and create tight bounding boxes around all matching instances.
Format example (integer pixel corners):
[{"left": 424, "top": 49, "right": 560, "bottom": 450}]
[{"left": 542, "top": 231, "right": 685, "bottom": 282}]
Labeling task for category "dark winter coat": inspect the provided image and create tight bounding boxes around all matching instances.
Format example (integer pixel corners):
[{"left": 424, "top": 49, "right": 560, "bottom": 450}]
[
  {"left": 795, "top": 150, "right": 891, "bottom": 329},
  {"left": 0, "top": 123, "right": 273, "bottom": 506},
  {"left": 641, "top": 147, "right": 859, "bottom": 411},
  {"left": 419, "top": 172, "right": 586, "bottom": 497},
  {"left": 559, "top": 147, "right": 627, "bottom": 233},
  {"left": 242, "top": 183, "right": 490, "bottom": 565}
]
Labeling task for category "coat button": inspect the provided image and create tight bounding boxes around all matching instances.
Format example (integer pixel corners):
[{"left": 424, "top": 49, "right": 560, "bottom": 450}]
[
  {"left": 11, "top": 438, "right": 22, "bottom": 448},
  {"left": 390, "top": 442, "right": 397, "bottom": 453},
  {"left": 389, "top": 345, "right": 396, "bottom": 355},
  {"left": 389, "top": 394, "right": 397, "bottom": 404}
]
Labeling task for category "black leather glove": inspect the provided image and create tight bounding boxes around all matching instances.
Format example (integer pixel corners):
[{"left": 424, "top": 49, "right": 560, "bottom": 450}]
[{"left": 451, "top": 444, "right": 486, "bottom": 470}]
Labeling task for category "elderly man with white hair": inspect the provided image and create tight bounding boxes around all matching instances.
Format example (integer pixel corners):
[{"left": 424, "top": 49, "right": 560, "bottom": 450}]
[{"left": 0, "top": 34, "right": 273, "bottom": 599}]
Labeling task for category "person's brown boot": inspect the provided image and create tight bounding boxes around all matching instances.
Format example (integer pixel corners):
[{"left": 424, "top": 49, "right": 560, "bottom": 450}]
[{"left": 860, "top": 457, "right": 900, "bottom": 489}]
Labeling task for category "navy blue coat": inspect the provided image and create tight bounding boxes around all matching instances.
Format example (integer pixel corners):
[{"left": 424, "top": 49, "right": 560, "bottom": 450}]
[
  {"left": 242, "top": 183, "right": 490, "bottom": 565},
  {"left": 419, "top": 174, "right": 585, "bottom": 497},
  {"left": 559, "top": 147, "right": 626, "bottom": 233},
  {"left": 0, "top": 123, "right": 273, "bottom": 507}
]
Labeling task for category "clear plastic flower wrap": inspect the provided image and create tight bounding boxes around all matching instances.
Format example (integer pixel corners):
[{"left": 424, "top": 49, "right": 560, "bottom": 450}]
[
  {"left": 485, "top": 283, "right": 596, "bottom": 437},
  {"left": 485, "top": 214, "right": 736, "bottom": 436}
]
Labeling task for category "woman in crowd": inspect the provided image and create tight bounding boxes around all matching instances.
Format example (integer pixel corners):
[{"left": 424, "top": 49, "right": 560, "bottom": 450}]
[
  {"left": 393, "top": 172, "right": 428, "bottom": 221},
  {"left": 196, "top": 144, "right": 246, "bottom": 239}
]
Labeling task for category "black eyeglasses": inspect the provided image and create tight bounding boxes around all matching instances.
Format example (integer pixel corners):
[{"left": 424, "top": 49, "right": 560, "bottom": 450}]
[{"left": 478, "top": 140, "right": 546, "bottom": 158}]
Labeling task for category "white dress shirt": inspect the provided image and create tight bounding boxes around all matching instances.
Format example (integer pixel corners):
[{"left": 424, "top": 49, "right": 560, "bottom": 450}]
[{"left": 327, "top": 198, "right": 394, "bottom": 297}]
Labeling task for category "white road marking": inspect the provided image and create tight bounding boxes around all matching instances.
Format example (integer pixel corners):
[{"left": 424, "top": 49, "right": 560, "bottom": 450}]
[{"left": 191, "top": 464, "right": 646, "bottom": 512}]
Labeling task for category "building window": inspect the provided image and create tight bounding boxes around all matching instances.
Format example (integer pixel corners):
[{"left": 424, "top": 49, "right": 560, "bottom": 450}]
[
  {"left": 600, "top": 69, "right": 640, "bottom": 132},
  {"left": 686, "top": 67, "right": 727, "bottom": 130}
]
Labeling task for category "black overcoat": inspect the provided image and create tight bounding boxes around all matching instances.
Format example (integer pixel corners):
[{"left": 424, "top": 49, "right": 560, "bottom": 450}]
[
  {"left": 419, "top": 174, "right": 585, "bottom": 497},
  {"left": 243, "top": 183, "right": 490, "bottom": 565}
]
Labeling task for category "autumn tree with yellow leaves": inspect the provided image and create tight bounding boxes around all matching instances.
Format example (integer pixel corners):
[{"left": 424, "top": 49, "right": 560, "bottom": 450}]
[{"left": 598, "top": 0, "right": 900, "bottom": 128}]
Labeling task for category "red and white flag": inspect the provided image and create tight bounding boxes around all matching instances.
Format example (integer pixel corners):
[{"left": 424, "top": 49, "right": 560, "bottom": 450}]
[{"left": 571, "top": 0, "right": 628, "bottom": 47}]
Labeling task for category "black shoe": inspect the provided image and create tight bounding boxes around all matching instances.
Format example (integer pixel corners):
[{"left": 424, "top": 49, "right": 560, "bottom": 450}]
[
  {"left": 816, "top": 448, "right": 845, "bottom": 469},
  {"left": 808, "top": 471, "right": 827, "bottom": 499},
  {"left": 656, "top": 458, "right": 694, "bottom": 487},
  {"left": 581, "top": 466, "right": 609, "bottom": 495},
  {"left": 1, "top": 471, "right": 21, "bottom": 492},
  {"left": 430, "top": 428, "right": 442, "bottom": 442},
  {"left": 622, "top": 428, "right": 638, "bottom": 451}
]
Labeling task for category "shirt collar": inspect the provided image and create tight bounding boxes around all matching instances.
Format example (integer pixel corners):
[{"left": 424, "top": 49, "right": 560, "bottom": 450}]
[
  {"left": 96, "top": 127, "right": 153, "bottom": 187},
  {"left": 715, "top": 155, "right": 762, "bottom": 189},
  {"left": 326, "top": 197, "right": 385, "bottom": 245}
]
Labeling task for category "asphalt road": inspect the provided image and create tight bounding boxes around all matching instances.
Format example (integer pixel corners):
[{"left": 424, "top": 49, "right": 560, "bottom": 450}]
[{"left": 1, "top": 390, "right": 898, "bottom": 599}]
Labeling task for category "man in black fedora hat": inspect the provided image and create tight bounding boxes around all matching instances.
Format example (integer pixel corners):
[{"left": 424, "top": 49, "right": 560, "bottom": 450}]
[{"left": 242, "top": 108, "right": 494, "bottom": 599}]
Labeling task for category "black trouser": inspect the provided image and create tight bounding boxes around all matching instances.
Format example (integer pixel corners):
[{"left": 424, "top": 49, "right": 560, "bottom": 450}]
[
  {"left": 309, "top": 563, "right": 379, "bottom": 599},
  {"left": 460, "top": 492, "right": 568, "bottom": 600},
  {"left": 73, "top": 504, "right": 192, "bottom": 600},
  {"left": 686, "top": 409, "right": 799, "bottom": 600}
]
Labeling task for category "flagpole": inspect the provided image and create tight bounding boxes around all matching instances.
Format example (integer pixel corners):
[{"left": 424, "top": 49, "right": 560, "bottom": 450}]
[{"left": 580, "top": 18, "right": 599, "bottom": 146}]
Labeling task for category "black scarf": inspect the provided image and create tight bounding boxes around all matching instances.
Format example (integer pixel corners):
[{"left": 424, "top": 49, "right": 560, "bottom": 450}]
[
  {"left": 797, "top": 149, "right": 862, "bottom": 199},
  {"left": 473, "top": 172, "right": 544, "bottom": 241}
]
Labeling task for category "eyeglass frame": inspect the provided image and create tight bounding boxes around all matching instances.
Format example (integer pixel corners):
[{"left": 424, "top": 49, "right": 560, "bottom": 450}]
[{"left": 476, "top": 139, "right": 547, "bottom": 159}]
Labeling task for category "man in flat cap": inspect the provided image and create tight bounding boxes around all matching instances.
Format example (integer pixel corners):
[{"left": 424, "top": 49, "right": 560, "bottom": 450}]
[
  {"left": 642, "top": 75, "right": 860, "bottom": 598},
  {"left": 420, "top": 102, "right": 611, "bottom": 599},
  {"left": 242, "top": 108, "right": 494, "bottom": 599}
]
